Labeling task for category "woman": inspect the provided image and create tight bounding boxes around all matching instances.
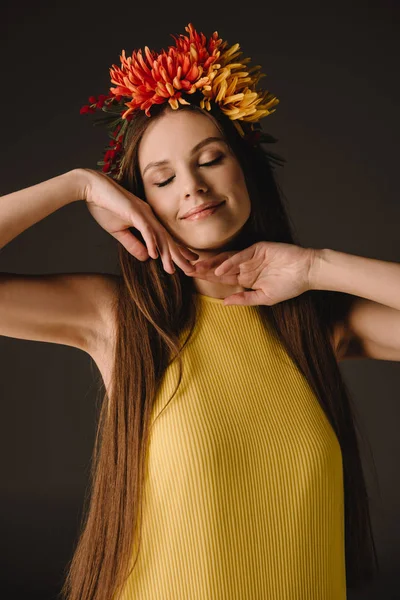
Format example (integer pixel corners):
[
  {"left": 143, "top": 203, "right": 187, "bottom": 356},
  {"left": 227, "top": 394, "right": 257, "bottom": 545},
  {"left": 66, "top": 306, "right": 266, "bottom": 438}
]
[{"left": 3, "top": 22, "right": 396, "bottom": 600}]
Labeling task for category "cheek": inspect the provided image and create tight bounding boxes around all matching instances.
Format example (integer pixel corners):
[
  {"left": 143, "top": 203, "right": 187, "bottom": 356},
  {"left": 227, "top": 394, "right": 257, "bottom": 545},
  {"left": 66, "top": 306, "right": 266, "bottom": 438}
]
[
  {"left": 143, "top": 189, "right": 167, "bottom": 218},
  {"left": 226, "top": 166, "right": 250, "bottom": 202},
  {"left": 150, "top": 201, "right": 178, "bottom": 231},
  {"left": 224, "top": 163, "right": 246, "bottom": 188},
  {"left": 231, "top": 171, "right": 251, "bottom": 218},
  {"left": 143, "top": 198, "right": 166, "bottom": 226}
]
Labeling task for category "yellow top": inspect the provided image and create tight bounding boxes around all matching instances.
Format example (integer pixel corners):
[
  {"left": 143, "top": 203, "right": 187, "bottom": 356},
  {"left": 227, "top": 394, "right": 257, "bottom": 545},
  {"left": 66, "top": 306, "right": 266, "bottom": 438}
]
[{"left": 119, "top": 293, "right": 347, "bottom": 599}]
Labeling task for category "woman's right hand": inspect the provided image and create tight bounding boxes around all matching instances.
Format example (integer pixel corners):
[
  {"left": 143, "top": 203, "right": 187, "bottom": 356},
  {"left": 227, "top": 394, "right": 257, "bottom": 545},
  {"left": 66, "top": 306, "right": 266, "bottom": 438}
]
[{"left": 79, "top": 168, "right": 199, "bottom": 274}]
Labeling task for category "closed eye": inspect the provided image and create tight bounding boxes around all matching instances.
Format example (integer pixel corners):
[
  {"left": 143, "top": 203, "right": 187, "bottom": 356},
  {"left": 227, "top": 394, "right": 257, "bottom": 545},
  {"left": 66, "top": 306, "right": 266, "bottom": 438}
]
[{"left": 154, "top": 155, "right": 224, "bottom": 188}]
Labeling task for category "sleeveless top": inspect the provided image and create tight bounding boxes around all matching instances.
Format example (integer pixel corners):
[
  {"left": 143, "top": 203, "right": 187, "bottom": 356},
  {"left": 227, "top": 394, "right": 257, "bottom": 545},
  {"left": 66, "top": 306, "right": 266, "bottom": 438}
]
[{"left": 118, "top": 292, "right": 347, "bottom": 599}]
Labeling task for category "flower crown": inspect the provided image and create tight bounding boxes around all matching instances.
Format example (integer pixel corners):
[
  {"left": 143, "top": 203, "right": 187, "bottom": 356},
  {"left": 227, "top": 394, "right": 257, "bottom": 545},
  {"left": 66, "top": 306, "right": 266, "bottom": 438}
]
[{"left": 80, "top": 23, "right": 285, "bottom": 180}]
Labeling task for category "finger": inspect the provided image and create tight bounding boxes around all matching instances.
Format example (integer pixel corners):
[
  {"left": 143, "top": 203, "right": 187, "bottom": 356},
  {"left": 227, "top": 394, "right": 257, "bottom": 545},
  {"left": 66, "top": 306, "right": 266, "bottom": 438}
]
[
  {"left": 113, "top": 229, "right": 149, "bottom": 261},
  {"left": 177, "top": 245, "right": 200, "bottom": 261},
  {"left": 194, "top": 251, "right": 236, "bottom": 272},
  {"left": 214, "top": 247, "right": 256, "bottom": 275},
  {"left": 184, "top": 270, "right": 210, "bottom": 281},
  {"left": 154, "top": 229, "right": 195, "bottom": 274},
  {"left": 148, "top": 231, "right": 159, "bottom": 259},
  {"left": 166, "top": 238, "right": 198, "bottom": 272},
  {"left": 184, "top": 263, "right": 239, "bottom": 285},
  {"left": 214, "top": 254, "right": 243, "bottom": 276},
  {"left": 223, "top": 290, "right": 260, "bottom": 306},
  {"left": 150, "top": 219, "right": 199, "bottom": 268},
  {"left": 139, "top": 222, "right": 159, "bottom": 260},
  {"left": 214, "top": 263, "right": 241, "bottom": 277},
  {"left": 156, "top": 234, "right": 176, "bottom": 273},
  {"left": 173, "top": 250, "right": 196, "bottom": 273},
  {"left": 171, "top": 244, "right": 198, "bottom": 272},
  {"left": 186, "top": 270, "right": 239, "bottom": 285}
]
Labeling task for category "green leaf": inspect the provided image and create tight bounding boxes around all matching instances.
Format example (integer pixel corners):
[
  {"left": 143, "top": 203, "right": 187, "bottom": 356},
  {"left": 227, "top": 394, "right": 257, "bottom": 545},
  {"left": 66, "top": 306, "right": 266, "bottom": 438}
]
[{"left": 93, "top": 115, "right": 122, "bottom": 127}]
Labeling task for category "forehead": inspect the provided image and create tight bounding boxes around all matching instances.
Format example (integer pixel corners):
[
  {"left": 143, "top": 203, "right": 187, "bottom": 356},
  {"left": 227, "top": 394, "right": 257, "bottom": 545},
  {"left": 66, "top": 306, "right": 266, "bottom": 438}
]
[{"left": 138, "top": 109, "right": 222, "bottom": 169}]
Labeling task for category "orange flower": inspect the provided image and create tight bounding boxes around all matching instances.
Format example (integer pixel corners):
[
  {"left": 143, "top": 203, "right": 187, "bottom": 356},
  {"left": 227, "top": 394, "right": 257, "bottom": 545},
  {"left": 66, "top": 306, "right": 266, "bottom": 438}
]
[{"left": 109, "top": 23, "right": 224, "bottom": 118}]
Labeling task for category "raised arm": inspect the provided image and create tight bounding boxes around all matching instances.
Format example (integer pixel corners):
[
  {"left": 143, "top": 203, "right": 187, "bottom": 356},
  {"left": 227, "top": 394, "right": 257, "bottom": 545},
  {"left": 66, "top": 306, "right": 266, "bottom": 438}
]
[
  {"left": 0, "top": 169, "right": 111, "bottom": 355},
  {"left": 0, "top": 169, "right": 86, "bottom": 250}
]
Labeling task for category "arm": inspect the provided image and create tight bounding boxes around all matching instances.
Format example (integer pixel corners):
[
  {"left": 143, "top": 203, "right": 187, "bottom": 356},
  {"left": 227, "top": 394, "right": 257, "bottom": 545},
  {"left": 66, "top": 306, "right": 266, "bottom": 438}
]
[
  {"left": 310, "top": 248, "right": 400, "bottom": 361},
  {"left": 0, "top": 168, "right": 86, "bottom": 250},
  {"left": 0, "top": 168, "right": 110, "bottom": 356}
]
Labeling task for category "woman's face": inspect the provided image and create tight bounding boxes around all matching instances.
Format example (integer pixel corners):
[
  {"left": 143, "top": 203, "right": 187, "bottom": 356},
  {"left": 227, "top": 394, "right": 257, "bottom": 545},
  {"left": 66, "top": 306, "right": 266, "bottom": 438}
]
[{"left": 138, "top": 108, "right": 251, "bottom": 255}]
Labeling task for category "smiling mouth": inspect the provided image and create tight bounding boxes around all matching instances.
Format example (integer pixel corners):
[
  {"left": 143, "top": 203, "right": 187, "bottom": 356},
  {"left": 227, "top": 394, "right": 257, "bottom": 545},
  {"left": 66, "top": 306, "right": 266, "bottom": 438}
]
[{"left": 183, "top": 201, "right": 225, "bottom": 220}]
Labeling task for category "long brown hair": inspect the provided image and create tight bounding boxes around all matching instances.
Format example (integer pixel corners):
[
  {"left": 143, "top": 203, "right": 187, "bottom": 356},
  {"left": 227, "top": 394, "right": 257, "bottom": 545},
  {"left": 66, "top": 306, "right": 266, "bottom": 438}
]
[{"left": 60, "top": 99, "right": 380, "bottom": 599}]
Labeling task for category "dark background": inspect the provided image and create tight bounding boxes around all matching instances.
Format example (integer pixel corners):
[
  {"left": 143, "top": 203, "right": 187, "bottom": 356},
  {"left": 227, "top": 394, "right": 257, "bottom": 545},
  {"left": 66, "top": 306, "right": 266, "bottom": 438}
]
[{"left": 1, "top": 1, "right": 399, "bottom": 598}]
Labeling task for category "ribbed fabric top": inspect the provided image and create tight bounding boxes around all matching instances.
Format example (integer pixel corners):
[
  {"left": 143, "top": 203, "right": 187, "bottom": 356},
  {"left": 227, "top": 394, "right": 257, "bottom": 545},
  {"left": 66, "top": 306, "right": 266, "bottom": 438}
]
[{"left": 119, "top": 293, "right": 347, "bottom": 599}]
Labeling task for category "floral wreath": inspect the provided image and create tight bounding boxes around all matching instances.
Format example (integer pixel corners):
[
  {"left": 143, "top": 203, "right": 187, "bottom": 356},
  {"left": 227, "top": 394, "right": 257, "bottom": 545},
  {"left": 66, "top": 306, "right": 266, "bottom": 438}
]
[{"left": 80, "top": 23, "right": 285, "bottom": 180}]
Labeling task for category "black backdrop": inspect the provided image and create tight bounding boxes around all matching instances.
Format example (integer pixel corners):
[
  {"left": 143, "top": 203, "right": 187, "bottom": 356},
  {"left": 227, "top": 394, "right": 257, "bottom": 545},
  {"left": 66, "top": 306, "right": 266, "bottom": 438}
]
[{"left": 1, "top": 1, "right": 399, "bottom": 598}]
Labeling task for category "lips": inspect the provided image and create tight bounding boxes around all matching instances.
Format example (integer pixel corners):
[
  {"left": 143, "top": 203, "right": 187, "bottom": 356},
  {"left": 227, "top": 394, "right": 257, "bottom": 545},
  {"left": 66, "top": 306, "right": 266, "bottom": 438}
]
[{"left": 182, "top": 201, "right": 224, "bottom": 219}]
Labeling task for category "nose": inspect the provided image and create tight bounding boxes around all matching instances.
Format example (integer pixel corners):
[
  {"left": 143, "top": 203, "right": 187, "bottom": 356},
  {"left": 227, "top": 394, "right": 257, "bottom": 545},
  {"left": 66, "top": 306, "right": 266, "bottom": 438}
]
[{"left": 182, "top": 168, "right": 209, "bottom": 198}]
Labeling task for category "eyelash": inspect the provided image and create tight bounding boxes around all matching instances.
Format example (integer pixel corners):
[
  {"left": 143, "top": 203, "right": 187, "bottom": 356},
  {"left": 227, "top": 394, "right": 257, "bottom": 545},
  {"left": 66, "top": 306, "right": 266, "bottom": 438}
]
[{"left": 154, "top": 155, "right": 224, "bottom": 188}]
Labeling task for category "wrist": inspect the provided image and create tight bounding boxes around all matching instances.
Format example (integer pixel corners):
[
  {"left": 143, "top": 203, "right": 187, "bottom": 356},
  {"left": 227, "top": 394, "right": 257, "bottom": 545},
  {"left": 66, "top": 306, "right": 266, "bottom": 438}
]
[
  {"left": 308, "top": 247, "right": 329, "bottom": 291},
  {"left": 68, "top": 168, "right": 93, "bottom": 202}
]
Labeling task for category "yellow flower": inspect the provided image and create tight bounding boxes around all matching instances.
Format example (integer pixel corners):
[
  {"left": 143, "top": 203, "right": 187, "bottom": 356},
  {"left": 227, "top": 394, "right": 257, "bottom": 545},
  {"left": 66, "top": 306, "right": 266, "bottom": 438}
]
[{"left": 199, "top": 41, "right": 279, "bottom": 125}]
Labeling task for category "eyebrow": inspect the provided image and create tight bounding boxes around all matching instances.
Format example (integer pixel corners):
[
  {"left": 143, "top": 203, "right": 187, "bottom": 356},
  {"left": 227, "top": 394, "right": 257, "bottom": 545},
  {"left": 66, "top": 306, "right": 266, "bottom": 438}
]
[{"left": 142, "top": 136, "right": 226, "bottom": 178}]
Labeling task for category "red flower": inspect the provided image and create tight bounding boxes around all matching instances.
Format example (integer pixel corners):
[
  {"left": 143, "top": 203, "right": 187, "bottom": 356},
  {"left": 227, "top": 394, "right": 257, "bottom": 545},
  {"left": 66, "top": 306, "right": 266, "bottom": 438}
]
[{"left": 108, "top": 23, "right": 224, "bottom": 118}]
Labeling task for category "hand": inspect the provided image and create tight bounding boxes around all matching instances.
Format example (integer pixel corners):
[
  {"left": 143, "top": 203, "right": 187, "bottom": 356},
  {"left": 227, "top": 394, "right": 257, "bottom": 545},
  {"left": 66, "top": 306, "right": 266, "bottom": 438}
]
[
  {"left": 81, "top": 168, "right": 198, "bottom": 274},
  {"left": 186, "top": 241, "right": 317, "bottom": 306}
]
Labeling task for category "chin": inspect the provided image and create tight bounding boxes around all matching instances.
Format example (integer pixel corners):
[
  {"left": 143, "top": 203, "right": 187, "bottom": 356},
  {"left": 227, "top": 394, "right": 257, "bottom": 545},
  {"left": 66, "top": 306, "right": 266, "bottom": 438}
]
[
  {"left": 173, "top": 216, "right": 249, "bottom": 252},
  {"left": 188, "top": 235, "right": 243, "bottom": 254}
]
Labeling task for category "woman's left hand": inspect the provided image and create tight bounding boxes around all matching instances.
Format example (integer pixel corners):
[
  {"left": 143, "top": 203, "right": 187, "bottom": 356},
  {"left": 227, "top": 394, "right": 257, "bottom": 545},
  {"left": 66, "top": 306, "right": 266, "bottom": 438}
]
[{"left": 185, "top": 241, "right": 318, "bottom": 306}]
